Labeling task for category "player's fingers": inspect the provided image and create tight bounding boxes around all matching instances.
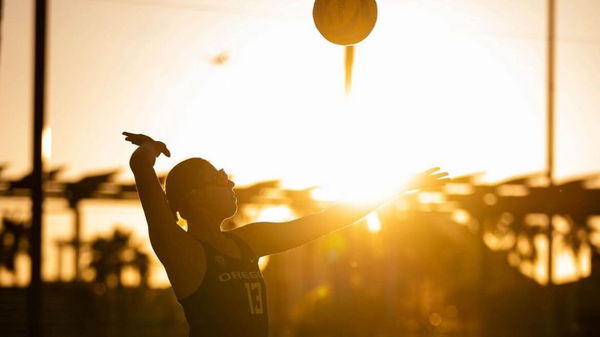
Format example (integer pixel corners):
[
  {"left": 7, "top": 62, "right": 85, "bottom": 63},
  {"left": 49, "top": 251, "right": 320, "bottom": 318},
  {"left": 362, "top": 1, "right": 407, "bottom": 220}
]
[
  {"left": 160, "top": 144, "right": 171, "bottom": 157},
  {"left": 431, "top": 172, "right": 449, "bottom": 179},
  {"left": 155, "top": 142, "right": 171, "bottom": 158},
  {"left": 130, "top": 133, "right": 155, "bottom": 146},
  {"left": 422, "top": 167, "right": 441, "bottom": 176},
  {"left": 123, "top": 131, "right": 145, "bottom": 145}
]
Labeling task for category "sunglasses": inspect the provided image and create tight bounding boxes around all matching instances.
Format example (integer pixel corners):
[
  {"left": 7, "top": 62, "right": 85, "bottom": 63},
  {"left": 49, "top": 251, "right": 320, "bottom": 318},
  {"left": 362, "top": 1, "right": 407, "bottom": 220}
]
[
  {"left": 176, "top": 169, "right": 232, "bottom": 208},
  {"left": 212, "top": 169, "right": 231, "bottom": 187}
]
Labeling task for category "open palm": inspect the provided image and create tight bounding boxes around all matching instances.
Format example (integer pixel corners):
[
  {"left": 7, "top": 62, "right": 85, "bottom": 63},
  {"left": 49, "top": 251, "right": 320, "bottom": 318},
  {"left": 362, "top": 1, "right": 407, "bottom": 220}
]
[
  {"left": 122, "top": 132, "right": 171, "bottom": 158},
  {"left": 407, "top": 167, "right": 450, "bottom": 191}
]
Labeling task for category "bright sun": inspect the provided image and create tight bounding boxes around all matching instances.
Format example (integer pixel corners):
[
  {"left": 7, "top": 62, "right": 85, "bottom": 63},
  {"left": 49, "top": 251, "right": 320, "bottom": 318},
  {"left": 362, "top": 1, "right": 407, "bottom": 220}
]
[{"left": 168, "top": 0, "right": 544, "bottom": 208}]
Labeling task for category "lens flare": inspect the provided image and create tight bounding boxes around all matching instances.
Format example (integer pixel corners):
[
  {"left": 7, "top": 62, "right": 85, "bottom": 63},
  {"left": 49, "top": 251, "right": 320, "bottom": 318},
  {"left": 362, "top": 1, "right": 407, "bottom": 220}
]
[{"left": 366, "top": 211, "right": 381, "bottom": 232}]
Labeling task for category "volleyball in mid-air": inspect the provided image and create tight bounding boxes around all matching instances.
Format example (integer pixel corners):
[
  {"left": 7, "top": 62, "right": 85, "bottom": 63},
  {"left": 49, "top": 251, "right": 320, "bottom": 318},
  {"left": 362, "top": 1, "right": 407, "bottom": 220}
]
[{"left": 313, "top": 0, "right": 378, "bottom": 46}]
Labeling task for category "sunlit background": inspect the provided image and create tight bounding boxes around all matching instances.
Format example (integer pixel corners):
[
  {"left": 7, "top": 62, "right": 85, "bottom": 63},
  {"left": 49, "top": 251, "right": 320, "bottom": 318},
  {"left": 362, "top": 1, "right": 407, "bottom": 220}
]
[{"left": 2, "top": 0, "right": 600, "bottom": 336}]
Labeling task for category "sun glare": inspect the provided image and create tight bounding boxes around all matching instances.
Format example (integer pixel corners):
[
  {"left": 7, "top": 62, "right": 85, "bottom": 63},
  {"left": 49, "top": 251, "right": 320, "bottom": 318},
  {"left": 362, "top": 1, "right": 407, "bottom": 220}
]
[
  {"left": 254, "top": 206, "right": 295, "bottom": 222},
  {"left": 168, "top": 1, "right": 544, "bottom": 203},
  {"left": 366, "top": 211, "right": 382, "bottom": 232}
]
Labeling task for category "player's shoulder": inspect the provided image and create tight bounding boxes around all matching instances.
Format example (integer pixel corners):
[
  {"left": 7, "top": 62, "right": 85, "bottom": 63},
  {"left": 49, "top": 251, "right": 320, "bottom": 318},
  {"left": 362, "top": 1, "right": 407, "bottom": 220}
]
[{"left": 157, "top": 233, "right": 207, "bottom": 300}]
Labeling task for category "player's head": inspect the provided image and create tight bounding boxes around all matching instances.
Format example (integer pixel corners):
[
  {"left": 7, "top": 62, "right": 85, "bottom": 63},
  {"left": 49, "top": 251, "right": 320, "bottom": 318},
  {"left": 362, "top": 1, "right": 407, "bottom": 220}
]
[{"left": 166, "top": 158, "right": 237, "bottom": 223}]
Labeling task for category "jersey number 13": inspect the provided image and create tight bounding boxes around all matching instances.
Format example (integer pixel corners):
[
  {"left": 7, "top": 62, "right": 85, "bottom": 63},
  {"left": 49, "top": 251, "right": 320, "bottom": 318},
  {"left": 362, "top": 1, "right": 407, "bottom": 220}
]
[{"left": 244, "top": 282, "right": 264, "bottom": 315}]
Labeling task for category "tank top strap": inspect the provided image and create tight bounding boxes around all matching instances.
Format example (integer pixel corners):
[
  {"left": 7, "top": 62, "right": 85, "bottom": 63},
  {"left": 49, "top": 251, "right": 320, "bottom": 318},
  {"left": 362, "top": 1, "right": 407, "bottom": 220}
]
[{"left": 224, "top": 232, "right": 257, "bottom": 261}]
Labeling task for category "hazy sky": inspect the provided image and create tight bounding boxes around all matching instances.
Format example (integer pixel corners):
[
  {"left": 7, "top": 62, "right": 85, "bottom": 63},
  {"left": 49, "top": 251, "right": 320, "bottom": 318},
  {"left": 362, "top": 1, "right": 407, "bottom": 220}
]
[{"left": 1, "top": 0, "right": 600, "bottom": 190}]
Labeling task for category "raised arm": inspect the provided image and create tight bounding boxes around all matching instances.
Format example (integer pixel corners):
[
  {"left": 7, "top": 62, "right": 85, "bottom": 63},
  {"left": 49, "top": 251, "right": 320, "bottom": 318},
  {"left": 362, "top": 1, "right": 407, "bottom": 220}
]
[
  {"left": 124, "top": 132, "right": 205, "bottom": 298},
  {"left": 232, "top": 168, "right": 449, "bottom": 257}
]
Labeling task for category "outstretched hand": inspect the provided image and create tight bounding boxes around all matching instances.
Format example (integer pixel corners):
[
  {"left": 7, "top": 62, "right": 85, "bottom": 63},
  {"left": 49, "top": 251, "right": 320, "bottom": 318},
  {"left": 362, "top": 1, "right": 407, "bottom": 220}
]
[
  {"left": 406, "top": 167, "right": 450, "bottom": 191},
  {"left": 122, "top": 132, "right": 171, "bottom": 158}
]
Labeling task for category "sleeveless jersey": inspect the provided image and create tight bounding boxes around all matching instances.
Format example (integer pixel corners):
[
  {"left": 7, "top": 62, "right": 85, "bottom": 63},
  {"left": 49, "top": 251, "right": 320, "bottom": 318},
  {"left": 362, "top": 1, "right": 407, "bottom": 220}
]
[{"left": 178, "top": 233, "right": 268, "bottom": 337}]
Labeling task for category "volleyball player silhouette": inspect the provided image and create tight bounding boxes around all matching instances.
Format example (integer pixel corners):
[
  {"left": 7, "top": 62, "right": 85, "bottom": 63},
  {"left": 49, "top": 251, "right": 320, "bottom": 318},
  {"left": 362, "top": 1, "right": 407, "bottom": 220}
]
[{"left": 123, "top": 132, "right": 449, "bottom": 337}]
